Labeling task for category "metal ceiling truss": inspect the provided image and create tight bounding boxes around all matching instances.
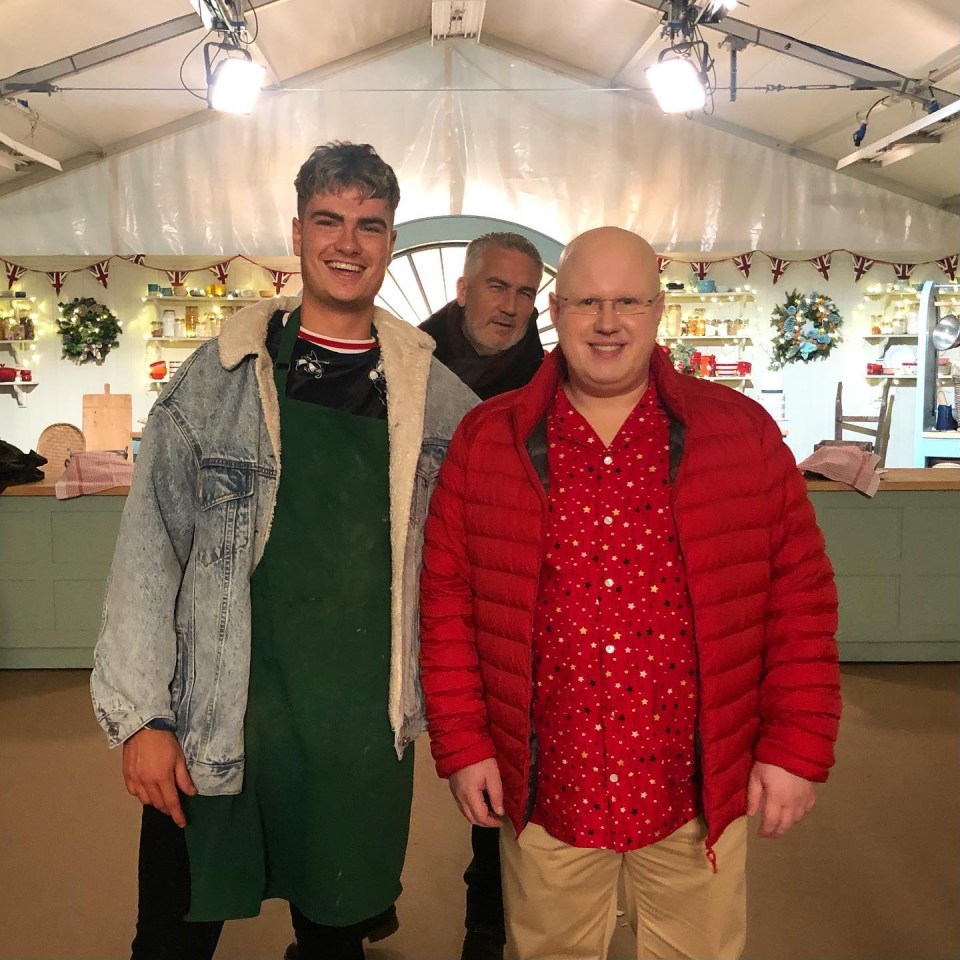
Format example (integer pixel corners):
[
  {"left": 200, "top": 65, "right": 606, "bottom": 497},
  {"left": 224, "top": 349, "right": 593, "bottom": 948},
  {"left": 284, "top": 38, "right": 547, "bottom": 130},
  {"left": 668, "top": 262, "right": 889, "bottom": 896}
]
[
  {"left": 482, "top": 34, "right": 952, "bottom": 211},
  {"left": 0, "top": 28, "right": 431, "bottom": 200},
  {"left": 623, "top": 0, "right": 956, "bottom": 108},
  {"left": 0, "top": 0, "right": 288, "bottom": 98}
]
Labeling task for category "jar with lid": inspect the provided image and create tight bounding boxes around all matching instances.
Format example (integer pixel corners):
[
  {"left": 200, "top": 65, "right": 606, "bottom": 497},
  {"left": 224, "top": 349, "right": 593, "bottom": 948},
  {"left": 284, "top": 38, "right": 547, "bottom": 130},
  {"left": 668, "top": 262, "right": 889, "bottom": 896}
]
[
  {"left": 162, "top": 309, "right": 176, "bottom": 338},
  {"left": 663, "top": 303, "right": 682, "bottom": 338}
]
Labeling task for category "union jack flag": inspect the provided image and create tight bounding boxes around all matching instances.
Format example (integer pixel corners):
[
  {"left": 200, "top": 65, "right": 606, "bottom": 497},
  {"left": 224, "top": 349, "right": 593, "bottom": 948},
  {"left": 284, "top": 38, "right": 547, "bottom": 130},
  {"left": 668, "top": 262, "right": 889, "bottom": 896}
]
[
  {"left": 936, "top": 254, "right": 958, "bottom": 281},
  {"left": 732, "top": 252, "right": 753, "bottom": 278},
  {"left": 88, "top": 259, "right": 110, "bottom": 288},
  {"left": 46, "top": 271, "right": 68, "bottom": 295},
  {"left": 851, "top": 253, "right": 875, "bottom": 282},
  {"left": 4, "top": 261, "right": 26, "bottom": 289}
]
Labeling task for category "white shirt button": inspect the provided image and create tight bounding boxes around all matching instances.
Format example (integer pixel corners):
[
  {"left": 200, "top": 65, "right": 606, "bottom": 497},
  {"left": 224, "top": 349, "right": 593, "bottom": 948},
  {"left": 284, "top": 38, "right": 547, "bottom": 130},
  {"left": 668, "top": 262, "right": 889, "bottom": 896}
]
[
  {"left": 604, "top": 578, "right": 614, "bottom": 587},
  {"left": 603, "top": 456, "right": 613, "bottom": 465},
  {"left": 603, "top": 516, "right": 613, "bottom": 525},
  {"left": 609, "top": 773, "right": 619, "bottom": 783},
  {"left": 605, "top": 644, "right": 616, "bottom": 654}
]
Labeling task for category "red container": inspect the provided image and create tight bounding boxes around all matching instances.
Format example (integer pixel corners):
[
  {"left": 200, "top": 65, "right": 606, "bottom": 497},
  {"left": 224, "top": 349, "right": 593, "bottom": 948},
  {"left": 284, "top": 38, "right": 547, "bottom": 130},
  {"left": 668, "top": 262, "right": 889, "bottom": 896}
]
[{"left": 0, "top": 365, "right": 16, "bottom": 383}]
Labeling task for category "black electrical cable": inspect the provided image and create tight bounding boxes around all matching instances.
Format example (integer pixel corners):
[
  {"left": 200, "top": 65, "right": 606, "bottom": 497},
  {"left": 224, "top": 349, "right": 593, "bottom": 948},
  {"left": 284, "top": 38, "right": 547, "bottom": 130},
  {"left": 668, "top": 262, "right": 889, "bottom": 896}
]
[{"left": 179, "top": 28, "right": 214, "bottom": 102}]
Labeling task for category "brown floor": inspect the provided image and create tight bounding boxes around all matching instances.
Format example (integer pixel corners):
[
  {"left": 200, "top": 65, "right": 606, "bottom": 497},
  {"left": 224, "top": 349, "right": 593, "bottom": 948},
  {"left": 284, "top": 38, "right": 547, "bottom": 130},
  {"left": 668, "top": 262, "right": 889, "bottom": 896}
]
[{"left": 0, "top": 664, "right": 957, "bottom": 960}]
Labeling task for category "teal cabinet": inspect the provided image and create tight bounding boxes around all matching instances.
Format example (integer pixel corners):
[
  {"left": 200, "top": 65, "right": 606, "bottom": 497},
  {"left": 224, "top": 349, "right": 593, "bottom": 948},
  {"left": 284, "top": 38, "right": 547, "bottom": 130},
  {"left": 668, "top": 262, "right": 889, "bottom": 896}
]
[
  {"left": 810, "top": 489, "right": 960, "bottom": 661},
  {"left": 0, "top": 493, "right": 126, "bottom": 668}
]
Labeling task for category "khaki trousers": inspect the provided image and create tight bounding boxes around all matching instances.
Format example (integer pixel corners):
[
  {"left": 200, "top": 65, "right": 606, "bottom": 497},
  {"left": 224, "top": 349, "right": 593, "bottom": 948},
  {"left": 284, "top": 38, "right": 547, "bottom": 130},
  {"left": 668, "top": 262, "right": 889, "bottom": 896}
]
[{"left": 500, "top": 817, "right": 747, "bottom": 960}]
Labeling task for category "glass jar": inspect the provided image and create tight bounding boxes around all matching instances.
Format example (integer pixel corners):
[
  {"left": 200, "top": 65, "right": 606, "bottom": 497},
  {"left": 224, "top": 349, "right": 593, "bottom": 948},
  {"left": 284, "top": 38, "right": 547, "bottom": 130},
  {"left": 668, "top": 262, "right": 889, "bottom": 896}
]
[
  {"left": 663, "top": 304, "right": 682, "bottom": 338},
  {"left": 184, "top": 305, "right": 199, "bottom": 338}
]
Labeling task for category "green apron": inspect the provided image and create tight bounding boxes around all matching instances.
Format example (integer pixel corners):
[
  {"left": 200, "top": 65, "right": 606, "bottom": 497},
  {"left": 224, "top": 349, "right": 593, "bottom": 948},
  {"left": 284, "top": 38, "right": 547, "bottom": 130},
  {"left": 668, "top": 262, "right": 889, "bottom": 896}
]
[{"left": 184, "top": 308, "right": 414, "bottom": 925}]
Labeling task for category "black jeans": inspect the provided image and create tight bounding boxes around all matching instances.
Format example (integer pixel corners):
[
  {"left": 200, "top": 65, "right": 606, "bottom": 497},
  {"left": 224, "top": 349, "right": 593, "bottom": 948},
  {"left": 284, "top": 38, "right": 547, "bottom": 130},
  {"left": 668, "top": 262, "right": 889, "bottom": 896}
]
[
  {"left": 131, "top": 804, "right": 367, "bottom": 960},
  {"left": 463, "top": 825, "right": 505, "bottom": 943}
]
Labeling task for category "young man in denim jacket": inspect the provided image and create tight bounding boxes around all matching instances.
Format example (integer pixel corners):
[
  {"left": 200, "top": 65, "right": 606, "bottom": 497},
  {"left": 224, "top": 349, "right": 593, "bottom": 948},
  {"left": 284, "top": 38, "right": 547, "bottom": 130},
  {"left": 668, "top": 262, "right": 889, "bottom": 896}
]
[{"left": 92, "top": 142, "right": 476, "bottom": 960}]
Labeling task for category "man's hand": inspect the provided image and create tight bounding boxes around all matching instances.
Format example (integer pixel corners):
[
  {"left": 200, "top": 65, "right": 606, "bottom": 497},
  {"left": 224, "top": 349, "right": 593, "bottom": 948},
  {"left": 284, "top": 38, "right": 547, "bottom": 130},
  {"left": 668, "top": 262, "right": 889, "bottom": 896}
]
[
  {"left": 746, "top": 760, "right": 816, "bottom": 838},
  {"left": 449, "top": 758, "right": 504, "bottom": 827},
  {"left": 122, "top": 728, "right": 197, "bottom": 828}
]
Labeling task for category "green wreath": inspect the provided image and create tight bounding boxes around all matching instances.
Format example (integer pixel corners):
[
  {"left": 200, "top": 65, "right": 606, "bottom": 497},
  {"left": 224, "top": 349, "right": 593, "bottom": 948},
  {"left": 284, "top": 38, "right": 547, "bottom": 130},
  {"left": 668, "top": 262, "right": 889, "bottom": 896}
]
[
  {"left": 57, "top": 297, "right": 123, "bottom": 365},
  {"left": 769, "top": 290, "right": 843, "bottom": 370}
]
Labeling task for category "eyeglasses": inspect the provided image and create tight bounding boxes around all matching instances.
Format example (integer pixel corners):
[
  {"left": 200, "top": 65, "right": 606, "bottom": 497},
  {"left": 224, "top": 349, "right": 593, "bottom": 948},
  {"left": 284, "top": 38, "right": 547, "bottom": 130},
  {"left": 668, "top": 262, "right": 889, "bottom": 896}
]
[{"left": 555, "top": 295, "right": 661, "bottom": 317}]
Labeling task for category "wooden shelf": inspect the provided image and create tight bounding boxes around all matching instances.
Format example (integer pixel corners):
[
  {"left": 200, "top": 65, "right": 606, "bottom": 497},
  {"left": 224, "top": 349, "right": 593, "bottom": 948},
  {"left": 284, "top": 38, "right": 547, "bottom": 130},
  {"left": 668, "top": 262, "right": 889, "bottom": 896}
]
[
  {"left": 862, "top": 334, "right": 918, "bottom": 342},
  {"left": 148, "top": 337, "right": 215, "bottom": 343},
  {"left": 663, "top": 292, "right": 755, "bottom": 303},
  {"left": 143, "top": 296, "right": 261, "bottom": 305},
  {"left": 660, "top": 335, "right": 752, "bottom": 343}
]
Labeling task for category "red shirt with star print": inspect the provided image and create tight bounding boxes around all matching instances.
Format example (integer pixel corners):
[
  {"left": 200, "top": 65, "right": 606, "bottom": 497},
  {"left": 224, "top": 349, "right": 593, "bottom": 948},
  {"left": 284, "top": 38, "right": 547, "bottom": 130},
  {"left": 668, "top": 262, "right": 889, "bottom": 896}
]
[{"left": 529, "top": 380, "right": 699, "bottom": 852}]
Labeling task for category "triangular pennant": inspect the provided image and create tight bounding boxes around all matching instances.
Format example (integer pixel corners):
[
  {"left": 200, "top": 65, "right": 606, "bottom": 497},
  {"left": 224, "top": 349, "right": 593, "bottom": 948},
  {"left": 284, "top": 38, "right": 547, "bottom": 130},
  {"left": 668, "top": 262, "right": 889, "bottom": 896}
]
[
  {"left": 851, "top": 253, "right": 875, "bottom": 282},
  {"left": 163, "top": 269, "right": 191, "bottom": 287},
  {"left": 936, "top": 254, "right": 959, "bottom": 281},
  {"left": 121, "top": 254, "right": 147, "bottom": 266},
  {"left": 769, "top": 257, "right": 790, "bottom": 285},
  {"left": 732, "top": 252, "right": 753, "bottom": 279},
  {"left": 46, "top": 271, "right": 68, "bottom": 295},
  {"left": 209, "top": 260, "right": 232, "bottom": 285},
  {"left": 690, "top": 261, "right": 712, "bottom": 281},
  {"left": 4, "top": 261, "right": 26, "bottom": 289},
  {"left": 810, "top": 253, "right": 832, "bottom": 281},
  {"left": 892, "top": 262, "right": 916, "bottom": 281},
  {"left": 87, "top": 259, "right": 110, "bottom": 289},
  {"left": 267, "top": 269, "right": 297, "bottom": 294},
  {"left": 656, "top": 256, "right": 671, "bottom": 275}
]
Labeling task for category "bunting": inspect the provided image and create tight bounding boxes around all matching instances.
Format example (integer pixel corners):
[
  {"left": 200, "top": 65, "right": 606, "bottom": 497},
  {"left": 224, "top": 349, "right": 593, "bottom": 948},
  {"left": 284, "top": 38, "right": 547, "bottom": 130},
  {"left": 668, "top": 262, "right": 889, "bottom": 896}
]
[
  {"left": 936, "top": 254, "right": 958, "bottom": 282},
  {"left": 851, "top": 254, "right": 875, "bottom": 282},
  {"left": 121, "top": 254, "right": 147, "bottom": 266},
  {"left": 267, "top": 268, "right": 297, "bottom": 294},
  {"left": 656, "top": 256, "right": 671, "bottom": 275},
  {"left": 892, "top": 262, "right": 916, "bottom": 282},
  {"left": 690, "top": 261, "right": 712, "bottom": 281},
  {"left": 46, "top": 271, "right": 68, "bottom": 295},
  {"left": 769, "top": 257, "right": 790, "bottom": 285},
  {"left": 732, "top": 252, "right": 753, "bottom": 278},
  {"left": 87, "top": 259, "right": 110, "bottom": 288},
  {"left": 209, "top": 260, "right": 232, "bottom": 285},
  {"left": 5, "top": 262, "right": 26, "bottom": 289},
  {"left": 163, "top": 269, "right": 192, "bottom": 287},
  {"left": 809, "top": 253, "right": 832, "bottom": 281}
]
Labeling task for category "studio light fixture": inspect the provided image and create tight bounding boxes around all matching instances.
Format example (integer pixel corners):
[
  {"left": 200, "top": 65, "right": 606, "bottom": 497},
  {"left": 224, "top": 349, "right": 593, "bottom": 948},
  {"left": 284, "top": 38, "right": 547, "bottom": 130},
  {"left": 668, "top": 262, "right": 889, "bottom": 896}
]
[
  {"left": 646, "top": 56, "right": 707, "bottom": 113},
  {"left": 647, "top": 2, "right": 717, "bottom": 114},
  {"left": 205, "top": 48, "right": 265, "bottom": 114},
  {"left": 431, "top": 0, "right": 486, "bottom": 43}
]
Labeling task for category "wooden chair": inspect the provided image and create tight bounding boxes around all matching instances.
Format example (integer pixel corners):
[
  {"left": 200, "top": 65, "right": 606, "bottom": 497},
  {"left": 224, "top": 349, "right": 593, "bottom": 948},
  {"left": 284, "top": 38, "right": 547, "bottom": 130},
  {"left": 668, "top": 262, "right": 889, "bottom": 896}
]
[{"left": 821, "top": 380, "right": 896, "bottom": 466}]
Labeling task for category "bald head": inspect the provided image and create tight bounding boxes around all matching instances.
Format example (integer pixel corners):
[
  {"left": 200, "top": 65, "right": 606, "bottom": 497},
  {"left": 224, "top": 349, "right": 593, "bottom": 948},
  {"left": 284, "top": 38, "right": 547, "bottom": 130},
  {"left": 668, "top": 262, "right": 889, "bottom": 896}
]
[
  {"left": 557, "top": 228, "right": 659, "bottom": 298},
  {"left": 549, "top": 226, "right": 664, "bottom": 406}
]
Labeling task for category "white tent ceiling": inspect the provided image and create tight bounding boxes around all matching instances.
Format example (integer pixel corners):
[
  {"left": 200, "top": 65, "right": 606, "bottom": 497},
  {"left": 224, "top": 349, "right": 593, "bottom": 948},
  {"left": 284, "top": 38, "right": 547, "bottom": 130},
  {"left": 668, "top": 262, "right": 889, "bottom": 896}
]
[{"left": 1, "top": 0, "right": 959, "bottom": 218}]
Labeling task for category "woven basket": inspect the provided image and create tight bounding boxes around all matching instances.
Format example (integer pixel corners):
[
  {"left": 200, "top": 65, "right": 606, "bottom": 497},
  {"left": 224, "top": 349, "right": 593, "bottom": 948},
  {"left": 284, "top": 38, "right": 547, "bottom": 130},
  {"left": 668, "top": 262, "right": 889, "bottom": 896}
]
[{"left": 36, "top": 423, "right": 86, "bottom": 481}]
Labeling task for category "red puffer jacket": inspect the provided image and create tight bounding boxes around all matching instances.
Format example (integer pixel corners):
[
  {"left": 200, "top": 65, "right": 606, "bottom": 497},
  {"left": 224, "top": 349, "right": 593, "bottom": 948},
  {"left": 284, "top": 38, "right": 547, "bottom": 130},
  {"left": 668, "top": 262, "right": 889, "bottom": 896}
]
[{"left": 420, "top": 346, "right": 840, "bottom": 849}]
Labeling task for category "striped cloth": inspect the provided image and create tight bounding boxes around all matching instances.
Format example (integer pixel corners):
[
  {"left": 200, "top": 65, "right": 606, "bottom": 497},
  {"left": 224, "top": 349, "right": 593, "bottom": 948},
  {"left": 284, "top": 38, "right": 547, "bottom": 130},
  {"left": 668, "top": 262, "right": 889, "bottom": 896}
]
[
  {"left": 55, "top": 451, "right": 134, "bottom": 500},
  {"left": 798, "top": 445, "right": 883, "bottom": 497}
]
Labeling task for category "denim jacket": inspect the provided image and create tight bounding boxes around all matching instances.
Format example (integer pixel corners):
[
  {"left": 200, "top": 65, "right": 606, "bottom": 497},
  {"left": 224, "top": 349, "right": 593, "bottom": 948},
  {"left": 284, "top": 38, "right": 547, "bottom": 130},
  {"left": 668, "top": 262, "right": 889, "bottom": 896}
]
[{"left": 91, "top": 297, "right": 477, "bottom": 794}]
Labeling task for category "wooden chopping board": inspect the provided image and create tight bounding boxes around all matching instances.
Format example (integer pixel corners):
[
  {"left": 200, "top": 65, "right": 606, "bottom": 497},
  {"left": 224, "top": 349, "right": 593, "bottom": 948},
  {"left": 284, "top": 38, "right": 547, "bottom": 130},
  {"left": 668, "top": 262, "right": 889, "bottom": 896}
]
[{"left": 82, "top": 383, "right": 132, "bottom": 460}]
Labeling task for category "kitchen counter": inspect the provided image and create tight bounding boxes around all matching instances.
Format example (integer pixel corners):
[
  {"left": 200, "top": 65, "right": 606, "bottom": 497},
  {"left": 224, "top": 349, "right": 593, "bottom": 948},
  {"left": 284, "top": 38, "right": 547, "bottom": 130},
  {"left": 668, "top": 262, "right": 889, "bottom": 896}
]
[
  {"left": 2, "top": 469, "right": 957, "bottom": 668},
  {"left": 5, "top": 467, "right": 957, "bottom": 498}
]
